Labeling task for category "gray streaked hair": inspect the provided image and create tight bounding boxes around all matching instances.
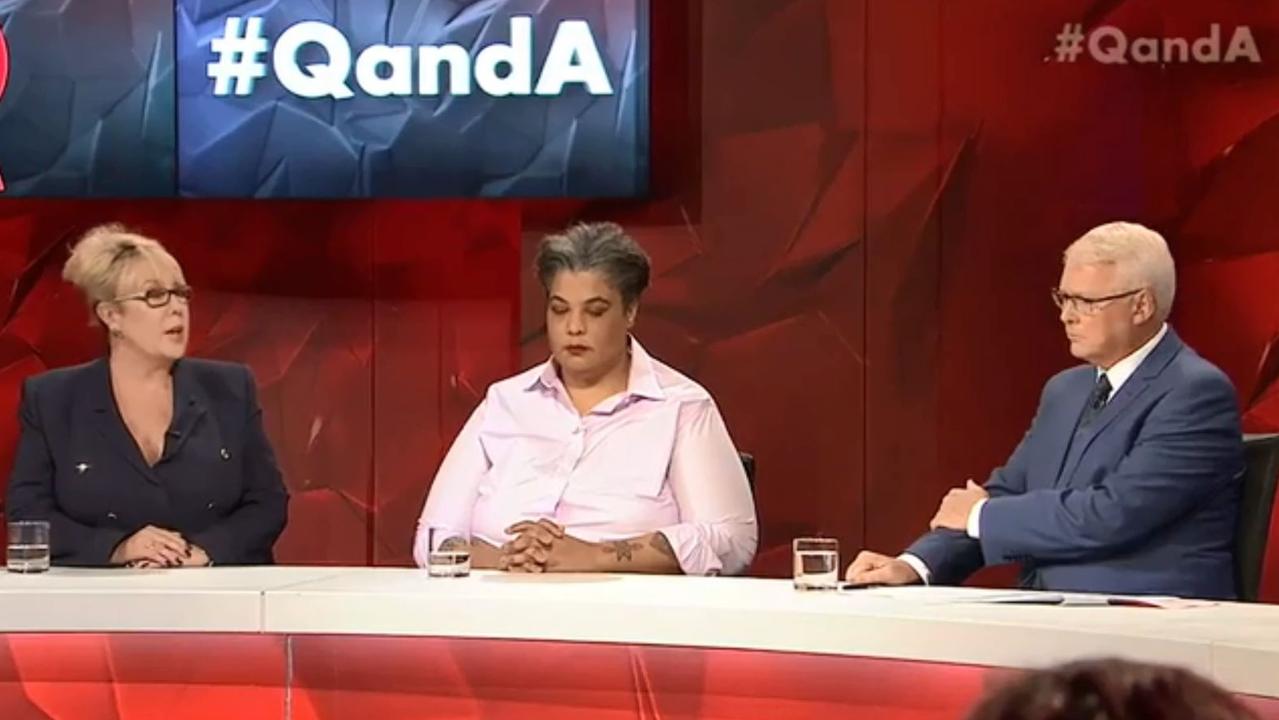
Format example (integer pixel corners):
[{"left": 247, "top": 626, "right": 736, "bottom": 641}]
[
  {"left": 535, "top": 222, "right": 651, "bottom": 307},
  {"left": 1065, "top": 221, "right": 1176, "bottom": 322}
]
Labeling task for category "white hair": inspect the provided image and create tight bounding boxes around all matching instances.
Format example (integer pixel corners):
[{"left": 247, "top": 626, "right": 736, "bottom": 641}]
[{"left": 1064, "top": 221, "right": 1176, "bottom": 322}]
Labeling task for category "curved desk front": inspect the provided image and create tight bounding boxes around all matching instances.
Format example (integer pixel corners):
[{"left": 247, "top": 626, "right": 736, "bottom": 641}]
[{"left": 0, "top": 567, "right": 1276, "bottom": 719}]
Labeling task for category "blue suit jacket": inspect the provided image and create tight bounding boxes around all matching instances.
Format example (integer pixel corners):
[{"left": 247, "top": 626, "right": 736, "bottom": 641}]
[
  {"left": 4, "top": 358, "right": 289, "bottom": 566},
  {"left": 906, "top": 329, "right": 1243, "bottom": 599}
]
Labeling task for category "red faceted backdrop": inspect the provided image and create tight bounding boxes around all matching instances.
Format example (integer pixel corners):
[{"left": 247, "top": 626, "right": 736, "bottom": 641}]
[{"left": 1, "top": 0, "right": 1278, "bottom": 601}]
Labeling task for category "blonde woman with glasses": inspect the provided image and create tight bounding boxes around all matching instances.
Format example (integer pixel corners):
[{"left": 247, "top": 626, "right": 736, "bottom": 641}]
[{"left": 4, "top": 224, "right": 288, "bottom": 568}]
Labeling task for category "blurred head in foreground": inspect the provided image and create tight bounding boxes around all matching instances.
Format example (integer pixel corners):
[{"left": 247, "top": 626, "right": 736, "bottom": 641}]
[{"left": 967, "top": 658, "right": 1258, "bottom": 720}]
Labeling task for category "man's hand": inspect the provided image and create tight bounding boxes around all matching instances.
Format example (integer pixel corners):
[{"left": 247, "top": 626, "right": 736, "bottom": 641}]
[
  {"left": 845, "top": 550, "right": 921, "bottom": 586},
  {"left": 929, "top": 480, "right": 989, "bottom": 532}
]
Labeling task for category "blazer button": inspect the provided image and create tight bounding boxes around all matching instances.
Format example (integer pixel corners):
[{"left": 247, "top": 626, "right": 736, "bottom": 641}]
[
  {"left": 107, "top": 512, "right": 118, "bottom": 520},
  {"left": 220, "top": 448, "right": 231, "bottom": 460},
  {"left": 206, "top": 502, "right": 215, "bottom": 510}
]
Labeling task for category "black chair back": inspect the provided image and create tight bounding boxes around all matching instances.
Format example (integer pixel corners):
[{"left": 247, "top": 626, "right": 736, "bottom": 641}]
[
  {"left": 739, "top": 452, "right": 756, "bottom": 494},
  {"left": 1237, "top": 434, "right": 1279, "bottom": 601}
]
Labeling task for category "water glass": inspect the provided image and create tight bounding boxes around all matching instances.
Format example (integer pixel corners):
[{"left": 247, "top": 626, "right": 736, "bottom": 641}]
[
  {"left": 426, "top": 527, "right": 471, "bottom": 578},
  {"left": 793, "top": 537, "right": 838, "bottom": 590},
  {"left": 7, "top": 521, "right": 50, "bottom": 573}
]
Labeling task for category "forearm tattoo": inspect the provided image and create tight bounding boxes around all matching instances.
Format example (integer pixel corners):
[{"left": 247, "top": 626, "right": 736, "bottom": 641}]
[{"left": 603, "top": 540, "right": 642, "bottom": 562}]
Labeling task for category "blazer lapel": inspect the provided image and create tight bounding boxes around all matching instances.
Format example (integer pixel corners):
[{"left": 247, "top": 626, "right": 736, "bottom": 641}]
[
  {"left": 1047, "top": 369, "right": 1095, "bottom": 486},
  {"left": 164, "top": 359, "right": 207, "bottom": 462},
  {"left": 82, "top": 359, "right": 161, "bottom": 484},
  {"left": 1058, "top": 329, "right": 1184, "bottom": 484}
]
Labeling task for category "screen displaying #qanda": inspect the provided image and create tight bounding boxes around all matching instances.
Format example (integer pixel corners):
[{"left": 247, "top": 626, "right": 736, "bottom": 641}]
[{"left": 0, "top": 0, "right": 649, "bottom": 199}]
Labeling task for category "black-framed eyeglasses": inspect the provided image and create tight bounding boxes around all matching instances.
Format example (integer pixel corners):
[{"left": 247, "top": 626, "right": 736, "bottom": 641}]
[
  {"left": 1051, "top": 287, "right": 1141, "bottom": 316},
  {"left": 110, "top": 286, "right": 194, "bottom": 309}
]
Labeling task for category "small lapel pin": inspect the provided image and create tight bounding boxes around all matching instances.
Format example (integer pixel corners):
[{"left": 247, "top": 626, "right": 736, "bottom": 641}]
[
  {"left": 75, "top": 462, "right": 91, "bottom": 474},
  {"left": 219, "top": 448, "right": 231, "bottom": 460}
]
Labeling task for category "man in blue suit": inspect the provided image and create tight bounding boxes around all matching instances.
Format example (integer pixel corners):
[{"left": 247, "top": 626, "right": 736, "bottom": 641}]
[{"left": 847, "top": 222, "right": 1243, "bottom": 599}]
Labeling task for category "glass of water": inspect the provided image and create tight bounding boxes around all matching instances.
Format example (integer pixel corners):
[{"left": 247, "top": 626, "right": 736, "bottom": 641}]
[
  {"left": 7, "top": 521, "right": 50, "bottom": 573},
  {"left": 426, "top": 527, "right": 471, "bottom": 578},
  {"left": 793, "top": 537, "right": 839, "bottom": 590}
]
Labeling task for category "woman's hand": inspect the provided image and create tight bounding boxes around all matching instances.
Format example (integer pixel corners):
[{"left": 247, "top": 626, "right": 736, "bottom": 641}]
[
  {"left": 501, "top": 519, "right": 562, "bottom": 572},
  {"left": 501, "top": 523, "right": 683, "bottom": 575},
  {"left": 499, "top": 520, "right": 600, "bottom": 573},
  {"left": 181, "top": 544, "right": 211, "bottom": 567},
  {"left": 123, "top": 543, "right": 210, "bottom": 568},
  {"left": 125, "top": 559, "right": 163, "bottom": 569},
  {"left": 110, "top": 525, "right": 189, "bottom": 566}
]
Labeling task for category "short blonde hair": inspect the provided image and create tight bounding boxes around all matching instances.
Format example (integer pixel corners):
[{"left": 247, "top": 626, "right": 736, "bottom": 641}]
[
  {"left": 1064, "top": 221, "right": 1176, "bottom": 322},
  {"left": 62, "top": 224, "right": 183, "bottom": 319}
]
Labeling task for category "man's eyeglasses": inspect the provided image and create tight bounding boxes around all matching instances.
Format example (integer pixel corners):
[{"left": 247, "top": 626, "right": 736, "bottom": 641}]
[
  {"left": 111, "top": 286, "right": 194, "bottom": 309},
  {"left": 1051, "top": 287, "right": 1141, "bottom": 316}
]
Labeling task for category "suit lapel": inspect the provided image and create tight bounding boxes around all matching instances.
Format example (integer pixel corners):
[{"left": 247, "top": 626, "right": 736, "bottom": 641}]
[
  {"left": 1058, "top": 329, "right": 1184, "bottom": 485},
  {"left": 82, "top": 359, "right": 161, "bottom": 484},
  {"left": 1047, "top": 369, "right": 1094, "bottom": 486},
  {"left": 164, "top": 359, "right": 207, "bottom": 462}
]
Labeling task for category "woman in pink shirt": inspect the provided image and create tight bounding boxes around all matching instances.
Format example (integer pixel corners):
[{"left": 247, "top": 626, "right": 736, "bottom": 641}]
[{"left": 414, "top": 223, "right": 758, "bottom": 575}]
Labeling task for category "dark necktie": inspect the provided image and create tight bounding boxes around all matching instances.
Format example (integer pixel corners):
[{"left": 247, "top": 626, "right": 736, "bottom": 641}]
[{"left": 1079, "top": 373, "right": 1112, "bottom": 428}]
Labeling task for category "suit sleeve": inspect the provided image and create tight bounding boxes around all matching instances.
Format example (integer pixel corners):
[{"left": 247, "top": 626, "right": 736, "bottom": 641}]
[
  {"left": 4, "top": 379, "right": 130, "bottom": 566},
  {"left": 977, "top": 371, "right": 1242, "bottom": 565},
  {"left": 187, "top": 367, "right": 289, "bottom": 564},
  {"left": 904, "top": 380, "right": 1051, "bottom": 584}
]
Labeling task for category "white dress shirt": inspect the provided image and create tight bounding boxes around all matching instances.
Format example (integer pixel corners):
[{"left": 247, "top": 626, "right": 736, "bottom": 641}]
[
  {"left": 414, "top": 339, "right": 758, "bottom": 576},
  {"left": 899, "top": 324, "right": 1169, "bottom": 584}
]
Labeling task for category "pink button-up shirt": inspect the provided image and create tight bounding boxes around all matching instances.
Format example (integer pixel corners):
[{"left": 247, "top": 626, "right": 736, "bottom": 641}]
[{"left": 414, "top": 339, "right": 758, "bottom": 575}]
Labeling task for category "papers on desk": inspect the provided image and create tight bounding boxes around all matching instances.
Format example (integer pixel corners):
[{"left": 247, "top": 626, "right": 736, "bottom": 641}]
[{"left": 839, "top": 585, "right": 1215, "bottom": 609}]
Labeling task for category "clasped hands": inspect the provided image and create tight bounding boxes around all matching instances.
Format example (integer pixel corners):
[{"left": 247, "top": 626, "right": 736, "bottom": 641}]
[
  {"left": 110, "top": 525, "right": 210, "bottom": 568},
  {"left": 496, "top": 519, "right": 595, "bottom": 573}
]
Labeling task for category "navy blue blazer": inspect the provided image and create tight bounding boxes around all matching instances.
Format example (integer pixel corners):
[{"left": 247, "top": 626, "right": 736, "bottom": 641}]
[
  {"left": 907, "top": 329, "right": 1244, "bottom": 599},
  {"left": 4, "top": 358, "right": 289, "bottom": 566}
]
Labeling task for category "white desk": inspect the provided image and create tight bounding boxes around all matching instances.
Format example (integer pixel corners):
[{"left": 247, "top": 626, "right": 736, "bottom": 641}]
[{"left": 1, "top": 568, "right": 1276, "bottom": 700}]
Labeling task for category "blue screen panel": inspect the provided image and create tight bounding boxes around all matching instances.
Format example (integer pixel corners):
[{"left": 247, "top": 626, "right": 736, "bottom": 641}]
[{"left": 175, "top": 0, "right": 649, "bottom": 199}]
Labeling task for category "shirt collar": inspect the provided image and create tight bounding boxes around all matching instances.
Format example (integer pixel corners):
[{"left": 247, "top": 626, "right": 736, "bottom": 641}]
[
  {"left": 625, "top": 338, "right": 666, "bottom": 401},
  {"left": 530, "top": 357, "right": 559, "bottom": 393},
  {"left": 1099, "top": 323, "right": 1167, "bottom": 394},
  {"left": 527, "top": 336, "right": 666, "bottom": 402}
]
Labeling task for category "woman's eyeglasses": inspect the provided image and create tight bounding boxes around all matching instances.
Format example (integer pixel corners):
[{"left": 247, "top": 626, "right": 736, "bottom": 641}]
[{"left": 111, "top": 286, "right": 194, "bottom": 309}]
